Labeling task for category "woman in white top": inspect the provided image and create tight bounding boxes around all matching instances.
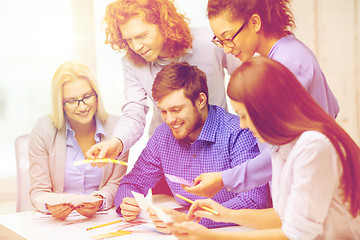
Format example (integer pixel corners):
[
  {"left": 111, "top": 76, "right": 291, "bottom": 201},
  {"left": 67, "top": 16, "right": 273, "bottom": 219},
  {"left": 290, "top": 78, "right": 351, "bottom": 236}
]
[{"left": 168, "top": 56, "right": 360, "bottom": 239}]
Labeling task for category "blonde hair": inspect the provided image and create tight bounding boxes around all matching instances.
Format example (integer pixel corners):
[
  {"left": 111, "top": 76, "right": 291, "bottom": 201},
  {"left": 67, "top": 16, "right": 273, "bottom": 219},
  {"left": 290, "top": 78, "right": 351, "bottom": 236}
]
[{"left": 50, "top": 61, "right": 108, "bottom": 129}]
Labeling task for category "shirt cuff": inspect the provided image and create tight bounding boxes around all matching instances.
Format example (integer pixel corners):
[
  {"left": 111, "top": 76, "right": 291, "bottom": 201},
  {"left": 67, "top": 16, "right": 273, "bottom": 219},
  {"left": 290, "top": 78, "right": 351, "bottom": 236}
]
[{"left": 99, "top": 195, "right": 106, "bottom": 210}]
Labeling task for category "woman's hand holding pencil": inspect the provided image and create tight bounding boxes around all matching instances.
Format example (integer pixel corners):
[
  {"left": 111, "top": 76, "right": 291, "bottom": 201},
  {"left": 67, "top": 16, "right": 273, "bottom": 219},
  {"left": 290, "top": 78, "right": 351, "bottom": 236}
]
[
  {"left": 175, "top": 194, "right": 219, "bottom": 216},
  {"left": 177, "top": 196, "right": 232, "bottom": 223}
]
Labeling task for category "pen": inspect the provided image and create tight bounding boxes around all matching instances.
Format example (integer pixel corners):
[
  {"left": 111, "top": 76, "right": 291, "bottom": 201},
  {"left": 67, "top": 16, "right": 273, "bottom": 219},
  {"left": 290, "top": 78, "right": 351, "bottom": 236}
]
[
  {"left": 86, "top": 219, "right": 123, "bottom": 231},
  {"left": 175, "top": 194, "right": 219, "bottom": 215},
  {"left": 73, "top": 159, "right": 128, "bottom": 167}
]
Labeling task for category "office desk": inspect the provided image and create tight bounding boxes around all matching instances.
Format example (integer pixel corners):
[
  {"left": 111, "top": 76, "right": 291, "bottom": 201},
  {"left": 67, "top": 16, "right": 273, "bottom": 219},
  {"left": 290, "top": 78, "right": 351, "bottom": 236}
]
[{"left": 0, "top": 195, "right": 252, "bottom": 240}]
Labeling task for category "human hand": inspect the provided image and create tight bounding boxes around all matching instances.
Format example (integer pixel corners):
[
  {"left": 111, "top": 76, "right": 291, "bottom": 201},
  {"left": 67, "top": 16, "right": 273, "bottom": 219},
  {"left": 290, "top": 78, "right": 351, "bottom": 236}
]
[
  {"left": 186, "top": 199, "right": 230, "bottom": 223},
  {"left": 168, "top": 221, "right": 211, "bottom": 240},
  {"left": 75, "top": 198, "right": 103, "bottom": 218},
  {"left": 46, "top": 203, "right": 74, "bottom": 220},
  {"left": 85, "top": 137, "right": 124, "bottom": 167},
  {"left": 148, "top": 207, "right": 190, "bottom": 234},
  {"left": 120, "top": 197, "right": 141, "bottom": 221},
  {"left": 182, "top": 172, "right": 224, "bottom": 198}
]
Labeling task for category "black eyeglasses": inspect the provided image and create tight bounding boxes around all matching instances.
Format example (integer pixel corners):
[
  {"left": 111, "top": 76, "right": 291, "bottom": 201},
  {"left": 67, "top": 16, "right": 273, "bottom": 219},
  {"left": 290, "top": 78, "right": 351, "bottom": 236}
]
[
  {"left": 212, "top": 20, "right": 248, "bottom": 48},
  {"left": 63, "top": 93, "right": 97, "bottom": 109}
]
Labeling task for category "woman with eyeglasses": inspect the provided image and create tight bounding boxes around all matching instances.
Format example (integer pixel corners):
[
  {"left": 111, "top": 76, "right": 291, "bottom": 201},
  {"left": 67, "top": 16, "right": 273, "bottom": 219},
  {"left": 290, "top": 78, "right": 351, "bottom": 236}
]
[
  {"left": 28, "top": 61, "right": 128, "bottom": 220},
  {"left": 183, "top": 0, "right": 340, "bottom": 200},
  {"left": 169, "top": 56, "right": 360, "bottom": 240}
]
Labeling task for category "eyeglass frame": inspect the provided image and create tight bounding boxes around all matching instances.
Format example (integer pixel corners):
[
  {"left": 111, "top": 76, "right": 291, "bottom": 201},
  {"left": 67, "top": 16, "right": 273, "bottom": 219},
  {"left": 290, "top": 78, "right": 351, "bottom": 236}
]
[
  {"left": 63, "top": 93, "right": 98, "bottom": 109},
  {"left": 212, "top": 20, "right": 249, "bottom": 48}
]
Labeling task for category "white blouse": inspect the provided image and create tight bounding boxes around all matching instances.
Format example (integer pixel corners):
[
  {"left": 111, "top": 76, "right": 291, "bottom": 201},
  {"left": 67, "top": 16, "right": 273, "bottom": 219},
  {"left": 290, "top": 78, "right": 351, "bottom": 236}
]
[{"left": 269, "top": 131, "right": 360, "bottom": 239}]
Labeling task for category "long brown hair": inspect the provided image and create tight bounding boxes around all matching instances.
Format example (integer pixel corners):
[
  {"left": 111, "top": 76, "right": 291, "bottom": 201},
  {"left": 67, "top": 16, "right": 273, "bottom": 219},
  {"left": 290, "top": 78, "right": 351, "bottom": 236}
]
[
  {"left": 207, "top": 0, "right": 295, "bottom": 38},
  {"left": 228, "top": 56, "right": 360, "bottom": 217},
  {"left": 104, "top": 0, "right": 192, "bottom": 65}
]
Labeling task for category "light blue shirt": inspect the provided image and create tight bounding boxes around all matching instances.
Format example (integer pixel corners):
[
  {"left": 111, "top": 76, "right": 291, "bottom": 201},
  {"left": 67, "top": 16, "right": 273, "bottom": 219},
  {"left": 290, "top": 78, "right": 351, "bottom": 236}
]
[
  {"left": 63, "top": 117, "right": 104, "bottom": 195},
  {"left": 222, "top": 34, "right": 340, "bottom": 193}
]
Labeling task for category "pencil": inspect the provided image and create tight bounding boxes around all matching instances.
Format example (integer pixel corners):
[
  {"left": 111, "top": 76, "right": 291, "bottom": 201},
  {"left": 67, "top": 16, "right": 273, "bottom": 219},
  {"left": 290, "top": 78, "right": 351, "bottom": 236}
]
[
  {"left": 73, "top": 159, "right": 128, "bottom": 167},
  {"left": 175, "top": 194, "right": 219, "bottom": 215},
  {"left": 86, "top": 219, "right": 123, "bottom": 231}
]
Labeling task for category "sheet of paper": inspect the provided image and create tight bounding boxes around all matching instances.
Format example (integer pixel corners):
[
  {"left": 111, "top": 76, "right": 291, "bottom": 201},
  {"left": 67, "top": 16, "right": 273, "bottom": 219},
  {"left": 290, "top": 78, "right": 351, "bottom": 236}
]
[
  {"left": 151, "top": 205, "right": 173, "bottom": 224},
  {"left": 131, "top": 191, "right": 150, "bottom": 211},
  {"left": 131, "top": 191, "right": 173, "bottom": 224},
  {"left": 165, "top": 173, "right": 194, "bottom": 186},
  {"left": 90, "top": 230, "right": 132, "bottom": 239},
  {"left": 34, "top": 193, "right": 102, "bottom": 207}
]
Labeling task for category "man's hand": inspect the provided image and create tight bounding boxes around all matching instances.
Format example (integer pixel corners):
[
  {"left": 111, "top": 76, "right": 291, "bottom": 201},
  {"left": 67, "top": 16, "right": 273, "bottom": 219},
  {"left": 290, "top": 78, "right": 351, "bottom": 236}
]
[
  {"left": 182, "top": 172, "right": 224, "bottom": 198},
  {"left": 75, "top": 199, "right": 103, "bottom": 218},
  {"left": 46, "top": 203, "right": 74, "bottom": 220},
  {"left": 120, "top": 197, "right": 141, "bottom": 221},
  {"left": 85, "top": 137, "right": 123, "bottom": 167}
]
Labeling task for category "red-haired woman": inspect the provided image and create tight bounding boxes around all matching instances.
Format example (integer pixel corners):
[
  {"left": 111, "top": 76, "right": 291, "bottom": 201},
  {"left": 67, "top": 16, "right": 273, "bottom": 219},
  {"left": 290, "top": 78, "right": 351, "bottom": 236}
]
[
  {"left": 169, "top": 56, "right": 360, "bottom": 239},
  {"left": 86, "top": 0, "right": 240, "bottom": 174},
  {"left": 184, "top": 0, "right": 340, "bottom": 199},
  {"left": 85, "top": 0, "right": 241, "bottom": 228}
]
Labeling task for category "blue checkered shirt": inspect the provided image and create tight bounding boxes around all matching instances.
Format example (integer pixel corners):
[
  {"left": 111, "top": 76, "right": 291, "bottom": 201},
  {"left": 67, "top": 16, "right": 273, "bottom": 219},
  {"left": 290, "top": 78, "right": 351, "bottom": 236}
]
[{"left": 114, "top": 105, "right": 271, "bottom": 228}]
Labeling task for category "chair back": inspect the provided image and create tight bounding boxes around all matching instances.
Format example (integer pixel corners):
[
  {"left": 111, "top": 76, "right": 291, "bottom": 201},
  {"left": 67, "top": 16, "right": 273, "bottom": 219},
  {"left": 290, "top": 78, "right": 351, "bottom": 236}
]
[{"left": 15, "top": 134, "right": 33, "bottom": 212}]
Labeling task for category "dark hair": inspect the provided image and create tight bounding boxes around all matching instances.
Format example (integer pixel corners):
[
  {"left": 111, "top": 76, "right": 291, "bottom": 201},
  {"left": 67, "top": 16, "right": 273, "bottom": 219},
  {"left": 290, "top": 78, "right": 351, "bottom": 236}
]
[
  {"left": 152, "top": 62, "right": 208, "bottom": 105},
  {"left": 104, "top": 0, "right": 192, "bottom": 65},
  {"left": 207, "top": 0, "right": 295, "bottom": 38},
  {"left": 228, "top": 56, "right": 360, "bottom": 217}
]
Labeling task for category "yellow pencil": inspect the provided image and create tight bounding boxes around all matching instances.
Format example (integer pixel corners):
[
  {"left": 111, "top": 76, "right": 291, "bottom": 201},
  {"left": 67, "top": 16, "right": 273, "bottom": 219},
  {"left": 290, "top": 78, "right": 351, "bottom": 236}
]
[
  {"left": 175, "top": 194, "right": 219, "bottom": 215},
  {"left": 86, "top": 219, "right": 122, "bottom": 231},
  {"left": 74, "top": 159, "right": 128, "bottom": 167}
]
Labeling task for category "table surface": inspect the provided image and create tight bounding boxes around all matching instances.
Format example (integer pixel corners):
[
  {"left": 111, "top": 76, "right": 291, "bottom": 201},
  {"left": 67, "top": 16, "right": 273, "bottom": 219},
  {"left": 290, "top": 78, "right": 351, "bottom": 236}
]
[{"left": 0, "top": 195, "right": 252, "bottom": 240}]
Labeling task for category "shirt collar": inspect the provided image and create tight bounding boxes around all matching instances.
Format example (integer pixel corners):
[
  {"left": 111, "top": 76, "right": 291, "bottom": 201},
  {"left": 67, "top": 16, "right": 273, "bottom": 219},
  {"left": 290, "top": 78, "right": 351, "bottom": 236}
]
[
  {"left": 196, "top": 105, "right": 217, "bottom": 143},
  {"left": 65, "top": 116, "right": 105, "bottom": 142},
  {"left": 268, "top": 137, "right": 297, "bottom": 160}
]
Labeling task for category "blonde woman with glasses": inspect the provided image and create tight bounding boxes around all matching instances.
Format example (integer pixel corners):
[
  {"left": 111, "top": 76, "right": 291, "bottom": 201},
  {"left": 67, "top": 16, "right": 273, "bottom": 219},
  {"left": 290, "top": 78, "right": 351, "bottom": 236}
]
[{"left": 28, "top": 61, "right": 128, "bottom": 220}]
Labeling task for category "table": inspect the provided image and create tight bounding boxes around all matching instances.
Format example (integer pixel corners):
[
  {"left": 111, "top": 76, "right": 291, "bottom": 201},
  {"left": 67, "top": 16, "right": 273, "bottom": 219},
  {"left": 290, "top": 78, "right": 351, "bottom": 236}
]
[{"left": 0, "top": 195, "right": 252, "bottom": 240}]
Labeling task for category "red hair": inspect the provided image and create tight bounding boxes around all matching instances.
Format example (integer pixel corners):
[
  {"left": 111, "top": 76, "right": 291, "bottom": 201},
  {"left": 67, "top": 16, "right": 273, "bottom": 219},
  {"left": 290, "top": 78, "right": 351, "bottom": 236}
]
[
  {"left": 207, "top": 0, "right": 295, "bottom": 38},
  {"left": 104, "top": 0, "right": 192, "bottom": 65},
  {"left": 228, "top": 56, "right": 360, "bottom": 217}
]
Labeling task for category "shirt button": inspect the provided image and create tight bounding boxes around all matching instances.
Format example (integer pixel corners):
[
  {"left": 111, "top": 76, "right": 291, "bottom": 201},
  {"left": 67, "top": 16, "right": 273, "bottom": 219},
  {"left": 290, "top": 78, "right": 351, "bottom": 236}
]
[{"left": 193, "top": 154, "right": 196, "bottom": 158}]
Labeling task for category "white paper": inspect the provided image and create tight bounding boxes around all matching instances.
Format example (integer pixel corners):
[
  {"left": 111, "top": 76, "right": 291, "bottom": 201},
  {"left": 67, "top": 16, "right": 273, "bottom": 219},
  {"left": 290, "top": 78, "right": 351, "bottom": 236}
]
[
  {"left": 165, "top": 174, "right": 194, "bottom": 187},
  {"left": 151, "top": 205, "right": 173, "bottom": 224},
  {"left": 35, "top": 193, "right": 102, "bottom": 207},
  {"left": 131, "top": 191, "right": 173, "bottom": 224},
  {"left": 131, "top": 191, "right": 150, "bottom": 211}
]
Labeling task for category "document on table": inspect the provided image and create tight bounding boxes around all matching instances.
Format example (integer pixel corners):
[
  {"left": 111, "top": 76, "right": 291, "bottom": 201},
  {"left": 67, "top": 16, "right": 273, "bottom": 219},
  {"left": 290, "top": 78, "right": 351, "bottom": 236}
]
[{"left": 34, "top": 193, "right": 102, "bottom": 207}]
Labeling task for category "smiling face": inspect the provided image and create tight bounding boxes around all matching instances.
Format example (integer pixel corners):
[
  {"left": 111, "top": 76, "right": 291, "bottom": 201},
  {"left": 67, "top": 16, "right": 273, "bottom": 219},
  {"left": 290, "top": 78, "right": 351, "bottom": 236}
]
[
  {"left": 209, "top": 10, "right": 260, "bottom": 62},
  {"left": 120, "top": 15, "right": 168, "bottom": 62},
  {"left": 230, "top": 99, "right": 265, "bottom": 143},
  {"left": 62, "top": 78, "right": 97, "bottom": 128},
  {"left": 157, "top": 89, "right": 207, "bottom": 142}
]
